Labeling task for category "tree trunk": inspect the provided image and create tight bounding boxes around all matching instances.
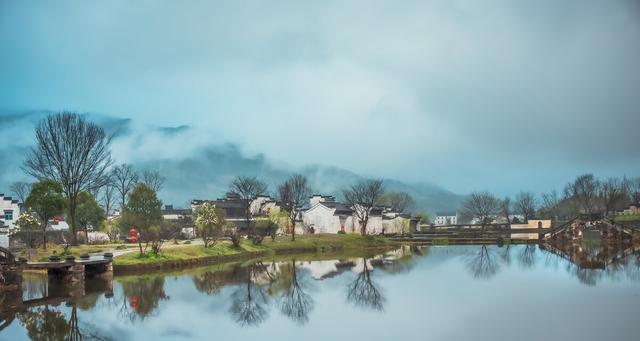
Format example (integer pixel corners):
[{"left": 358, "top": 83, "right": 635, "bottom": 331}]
[
  {"left": 291, "top": 217, "right": 296, "bottom": 241},
  {"left": 68, "top": 197, "right": 78, "bottom": 245},
  {"left": 42, "top": 226, "right": 47, "bottom": 250}
]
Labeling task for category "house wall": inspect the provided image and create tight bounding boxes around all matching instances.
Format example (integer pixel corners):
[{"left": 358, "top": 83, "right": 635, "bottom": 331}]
[
  {"left": 0, "top": 194, "right": 21, "bottom": 231},
  {"left": 383, "top": 217, "right": 411, "bottom": 234}
]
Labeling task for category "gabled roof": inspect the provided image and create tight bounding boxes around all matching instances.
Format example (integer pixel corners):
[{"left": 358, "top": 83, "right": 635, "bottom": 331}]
[{"left": 436, "top": 212, "right": 457, "bottom": 217}]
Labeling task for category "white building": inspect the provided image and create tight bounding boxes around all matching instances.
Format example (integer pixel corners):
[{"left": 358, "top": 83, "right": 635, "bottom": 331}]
[
  {"left": 299, "top": 196, "right": 385, "bottom": 234},
  {"left": 434, "top": 212, "right": 458, "bottom": 226},
  {"left": 0, "top": 193, "right": 22, "bottom": 248}
]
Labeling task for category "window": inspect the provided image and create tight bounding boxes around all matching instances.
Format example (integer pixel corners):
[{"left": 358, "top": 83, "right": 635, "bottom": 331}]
[{"left": 4, "top": 210, "right": 13, "bottom": 221}]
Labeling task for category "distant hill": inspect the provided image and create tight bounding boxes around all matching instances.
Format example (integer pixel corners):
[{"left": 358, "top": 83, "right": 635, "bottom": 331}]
[{"left": 140, "top": 145, "right": 464, "bottom": 213}]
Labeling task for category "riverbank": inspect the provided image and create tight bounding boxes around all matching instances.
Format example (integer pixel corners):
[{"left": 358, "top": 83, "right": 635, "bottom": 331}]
[{"left": 112, "top": 234, "right": 398, "bottom": 274}]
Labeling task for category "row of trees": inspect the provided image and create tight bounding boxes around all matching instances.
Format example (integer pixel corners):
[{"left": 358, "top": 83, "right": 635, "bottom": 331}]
[{"left": 462, "top": 174, "right": 640, "bottom": 229}]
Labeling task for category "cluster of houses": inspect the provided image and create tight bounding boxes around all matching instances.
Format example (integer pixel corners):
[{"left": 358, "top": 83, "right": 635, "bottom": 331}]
[{"left": 182, "top": 193, "right": 419, "bottom": 236}]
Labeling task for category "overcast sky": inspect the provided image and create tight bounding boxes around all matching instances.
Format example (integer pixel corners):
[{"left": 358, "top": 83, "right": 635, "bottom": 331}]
[{"left": 1, "top": 0, "right": 639, "bottom": 196}]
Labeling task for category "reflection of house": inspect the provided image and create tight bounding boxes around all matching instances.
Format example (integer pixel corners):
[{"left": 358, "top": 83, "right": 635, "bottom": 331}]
[
  {"left": 511, "top": 219, "right": 552, "bottom": 239},
  {"left": 434, "top": 212, "right": 457, "bottom": 226}
]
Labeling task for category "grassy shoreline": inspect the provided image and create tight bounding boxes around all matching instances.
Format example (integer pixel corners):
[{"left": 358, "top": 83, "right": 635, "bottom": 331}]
[{"left": 112, "top": 234, "right": 399, "bottom": 273}]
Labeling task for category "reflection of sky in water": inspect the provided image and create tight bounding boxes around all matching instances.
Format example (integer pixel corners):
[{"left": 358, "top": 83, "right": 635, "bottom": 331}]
[{"left": 3, "top": 245, "right": 640, "bottom": 341}]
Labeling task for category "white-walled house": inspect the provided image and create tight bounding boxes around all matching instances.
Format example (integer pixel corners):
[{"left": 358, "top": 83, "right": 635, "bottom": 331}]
[
  {"left": 1, "top": 193, "right": 22, "bottom": 248},
  {"left": 299, "top": 197, "right": 386, "bottom": 234},
  {"left": 434, "top": 212, "right": 458, "bottom": 226}
]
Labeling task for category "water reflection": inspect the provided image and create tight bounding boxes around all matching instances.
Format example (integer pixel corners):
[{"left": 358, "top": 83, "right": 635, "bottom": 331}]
[
  {"left": 275, "top": 259, "right": 314, "bottom": 325},
  {"left": 2, "top": 243, "right": 640, "bottom": 340},
  {"left": 1, "top": 276, "right": 113, "bottom": 340},
  {"left": 229, "top": 263, "right": 271, "bottom": 327},
  {"left": 467, "top": 245, "right": 499, "bottom": 279},
  {"left": 118, "top": 276, "right": 169, "bottom": 321},
  {"left": 346, "top": 258, "right": 385, "bottom": 311}
]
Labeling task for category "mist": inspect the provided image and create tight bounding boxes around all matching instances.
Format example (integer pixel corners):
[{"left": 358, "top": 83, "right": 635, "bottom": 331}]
[{"left": 1, "top": 0, "right": 639, "bottom": 198}]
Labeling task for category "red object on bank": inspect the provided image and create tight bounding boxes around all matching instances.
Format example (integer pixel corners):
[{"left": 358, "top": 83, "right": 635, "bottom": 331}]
[
  {"left": 129, "top": 236, "right": 137, "bottom": 243},
  {"left": 129, "top": 229, "right": 137, "bottom": 236}
]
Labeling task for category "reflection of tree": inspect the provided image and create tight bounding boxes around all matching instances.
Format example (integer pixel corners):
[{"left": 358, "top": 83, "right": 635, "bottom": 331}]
[
  {"left": 467, "top": 245, "right": 499, "bottom": 279},
  {"left": 278, "top": 260, "right": 313, "bottom": 325},
  {"left": 193, "top": 271, "right": 225, "bottom": 296},
  {"left": 229, "top": 265, "right": 270, "bottom": 327},
  {"left": 518, "top": 244, "right": 536, "bottom": 269},
  {"left": 119, "top": 276, "right": 169, "bottom": 321},
  {"left": 18, "top": 305, "right": 69, "bottom": 340},
  {"left": 347, "top": 258, "right": 385, "bottom": 311},
  {"left": 500, "top": 244, "right": 512, "bottom": 265}
]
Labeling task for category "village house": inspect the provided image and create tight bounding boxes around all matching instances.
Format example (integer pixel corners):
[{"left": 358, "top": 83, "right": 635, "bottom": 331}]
[
  {"left": 299, "top": 195, "right": 411, "bottom": 234},
  {"left": 162, "top": 204, "right": 195, "bottom": 238},
  {"left": 621, "top": 201, "right": 640, "bottom": 215},
  {"left": 0, "top": 193, "right": 21, "bottom": 248},
  {"left": 191, "top": 192, "right": 280, "bottom": 231},
  {"left": 434, "top": 212, "right": 458, "bottom": 226}
]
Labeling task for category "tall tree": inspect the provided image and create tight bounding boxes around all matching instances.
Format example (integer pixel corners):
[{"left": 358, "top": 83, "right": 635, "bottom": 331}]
[
  {"left": 229, "top": 176, "right": 267, "bottom": 237},
  {"left": 379, "top": 191, "right": 415, "bottom": 213},
  {"left": 112, "top": 164, "right": 139, "bottom": 212},
  {"left": 599, "top": 177, "right": 626, "bottom": 216},
  {"left": 500, "top": 197, "right": 512, "bottom": 228},
  {"left": 22, "top": 112, "right": 112, "bottom": 245},
  {"left": 514, "top": 191, "right": 537, "bottom": 222},
  {"left": 76, "top": 192, "right": 106, "bottom": 243},
  {"left": 24, "top": 179, "right": 67, "bottom": 249},
  {"left": 342, "top": 179, "right": 385, "bottom": 236},
  {"left": 121, "top": 183, "right": 163, "bottom": 255},
  {"left": 9, "top": 182, "right": 32, "bottom": 204},
  {"left": 277, "top": 174, "right": 312, "bottom": 241},
  {"left": 541, "top": 190, "right": 561, "bottom": 221},
  {"left": 462, "top": 191, "right": 499, "bottom": 231},
  {"left": 141, "top": 170, "right": 165, "bottom": 193},
  {"left": 99, "top": 177, "right": 116, "bottom": 216},
  {"left": 564, "top": 174, "right": 600, "bottom": 214}
]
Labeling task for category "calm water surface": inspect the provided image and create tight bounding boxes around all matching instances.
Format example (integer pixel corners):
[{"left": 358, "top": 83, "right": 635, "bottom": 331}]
[{"left": 2, "top": 244, "right": 640, "bottom": 341}]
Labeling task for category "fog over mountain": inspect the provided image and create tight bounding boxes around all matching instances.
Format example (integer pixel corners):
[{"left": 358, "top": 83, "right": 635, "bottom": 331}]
[{"left": 0, "top": 112, "right": 463, "bottom": 212}]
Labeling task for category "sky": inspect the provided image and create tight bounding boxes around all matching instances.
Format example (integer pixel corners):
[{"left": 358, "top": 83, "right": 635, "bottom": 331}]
[{"left": 1, "top": 0, "right": 639, "bottom": 196}]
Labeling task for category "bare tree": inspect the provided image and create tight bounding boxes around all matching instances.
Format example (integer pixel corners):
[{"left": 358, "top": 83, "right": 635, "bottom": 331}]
[
  {"left": 500, "top": 197, "right": 512, "bottom": 228},
  {"left": 599, "top": 177, "right": 626, "bottom": 216},
  {"left": 100, "top": 178, "right": 116, "bottom": 216},
  {"left": 541, "top": 190, "right": 561, "bottom": 221},
  {"left": 277, "top": 174, "right": 312, "bottom": 241},
  {"left": 624, "top": 176, "right": 640, "bottom": 203},
  {"left": 462, "top": 191, "right": 499, "bottom": 231},
  {"left": 379, "top": 191, "right": 415, "bottom": 213},
  {"left": 342, "top": 179, "right": 385, "bottom": 236},
  {"left": 515, "top": 191, "right": 537, "bottom": 222},
  {"left": 9, "top": 182, "right": 32, "bottom": 203},
  {"left": 564, "top": 174, "right": 600, "bottom": 214},
  {"left": 142, "top": 170, "right": 165, "bottom": 193},
  {"left": 22, "top": 112, "right": 112, "bottom": 245},
  {"left": 111, "top": 164, "right": 139, "bottom": 211},
  {"left": 229, "top": 176, "right": 268, "bottom": 238}
]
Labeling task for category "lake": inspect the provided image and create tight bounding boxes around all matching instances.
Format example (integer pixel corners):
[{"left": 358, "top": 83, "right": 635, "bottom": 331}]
[{"left": 2, "top": 244, "right": 640, "bottom": 341}]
